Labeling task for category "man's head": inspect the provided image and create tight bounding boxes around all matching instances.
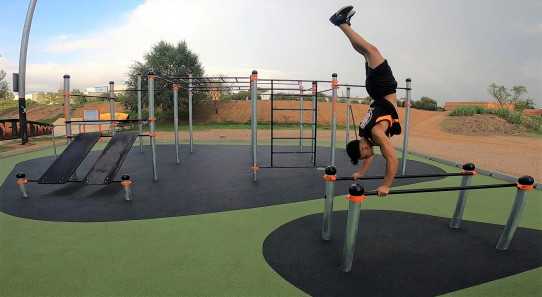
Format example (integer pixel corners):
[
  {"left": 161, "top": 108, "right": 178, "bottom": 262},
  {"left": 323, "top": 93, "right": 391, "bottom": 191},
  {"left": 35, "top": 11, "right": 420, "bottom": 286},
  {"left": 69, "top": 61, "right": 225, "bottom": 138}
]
[{"left": 346, "top": 139, "right": 374, "bottom": 165}]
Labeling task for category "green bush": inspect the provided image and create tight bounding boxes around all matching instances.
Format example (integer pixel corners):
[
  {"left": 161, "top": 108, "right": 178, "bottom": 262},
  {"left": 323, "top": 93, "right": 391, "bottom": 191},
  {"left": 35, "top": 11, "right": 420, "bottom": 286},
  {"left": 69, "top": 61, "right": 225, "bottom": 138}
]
[{"left": 449, "top": 105, "right": 541, "bottom": 132}]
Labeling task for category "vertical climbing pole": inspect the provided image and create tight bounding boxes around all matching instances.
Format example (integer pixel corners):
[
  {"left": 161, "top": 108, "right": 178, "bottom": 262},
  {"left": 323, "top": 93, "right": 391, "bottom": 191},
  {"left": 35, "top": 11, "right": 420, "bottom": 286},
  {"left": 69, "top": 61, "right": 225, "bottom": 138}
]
[
  {"left": 345, "top": 86, "right": 351, "bottom": 145},
  {"left": 63, "top": 74, "right": 77, "bottom": 180},
  {"left": 137, "top": 73, "right": 144, "bottom": 152},
  {"left": 330, "top": 74, "right": 339, "bottom": 166},
  {"left": 251, "top": 70, "right": 259, "bottom": 182},
  {"left": 173, "top": 84, "right": 180, "bottom": 164},
  {"left": 148, "top": 72, "right": 158, "bottom": 181},
  {"left": 311, "top": 81, "right": 318, "bottom": 164},
  {"left": 109, "top": 81, "right": 116, "bottom": 136},
  {"left": 400, "top": 78, "right": 412, "bottom": 174},
  {"left": 188, "top": 72, "right": 194, "bottom": 153},
  {"left": 299, "top": 81, "right": 304, "bottom": 152}
]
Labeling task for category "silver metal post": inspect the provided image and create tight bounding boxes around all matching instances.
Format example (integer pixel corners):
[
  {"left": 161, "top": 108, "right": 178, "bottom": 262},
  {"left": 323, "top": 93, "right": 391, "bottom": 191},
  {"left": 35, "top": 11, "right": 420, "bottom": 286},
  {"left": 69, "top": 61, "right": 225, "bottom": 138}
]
[
  {"left": 345, "top": 86, "right": 351, "bottom": 145},
  {"left": 121, "top": 175, "right": 133, "bottom": 201},
  {"left": 173, "top": 84, "right": 180, "bottom": 164},
  {"left": 340, "top": 197, "right": 363, "bottom": 272},
  {"left": 322, "top": 166, "right": 337, "bottom": 240},
  {"left": 137, "top": 73, "right": 143, "bottom": 152},
  {"left": 251, "top": 71, "right": 258, "bottom": 182},
  {"left": 16, "top": 173, "right": 29, "bottom": 198},
  {"left": 400, "top": 78, "right": 412, "bottom": 175},
  {"left": 450, "top": 163, "right": 476, "bottom": 228},
  {"left": 64, "top": 75, "right": 77, "bottom": 180},
  {"left": 311, "top": 82, "right": 317, "bottom": 163},
  {"left": 188, "top": 72, "right": 194, "bottom": 152},
  {"left": 330, "top": 74, "right": 338, "bottom": 166},
  {"left": 148, "top": 72, "right": 158, "bottom": 181},
  {"left": 299, "top": 81, "right": 303, "bottom": 152},
  {"left": 109, "top": 81, "right": 116, "bottom": 136},
  {"left": 496, "top": 176, "right": 534, "bottom": 250},
  {"left": 17, "top": 0, "right": 37, "bottom": 145}
]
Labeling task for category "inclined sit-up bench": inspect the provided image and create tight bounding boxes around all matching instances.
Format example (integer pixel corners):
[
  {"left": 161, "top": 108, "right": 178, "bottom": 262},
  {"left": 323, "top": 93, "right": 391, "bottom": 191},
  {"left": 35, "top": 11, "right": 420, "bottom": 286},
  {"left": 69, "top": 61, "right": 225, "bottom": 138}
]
[{"left": 16, "top": 132, "right": 138, "bottom": 200}]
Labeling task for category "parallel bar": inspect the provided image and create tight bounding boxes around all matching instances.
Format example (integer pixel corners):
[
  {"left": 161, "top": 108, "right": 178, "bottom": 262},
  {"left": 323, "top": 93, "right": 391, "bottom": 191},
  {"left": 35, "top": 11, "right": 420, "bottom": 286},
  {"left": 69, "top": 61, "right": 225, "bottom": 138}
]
[
  {"left": 364, "top": 183, "right": 516, "bottom": 196},
  {"left": 334, "top": 172, "right": 474, "bottom": 181}
]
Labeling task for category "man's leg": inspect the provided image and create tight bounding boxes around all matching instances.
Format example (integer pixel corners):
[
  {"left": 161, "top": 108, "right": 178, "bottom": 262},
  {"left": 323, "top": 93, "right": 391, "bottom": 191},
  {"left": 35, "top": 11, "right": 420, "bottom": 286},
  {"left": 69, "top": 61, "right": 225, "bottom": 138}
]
[{"left": 338, "top": 24, "right": 385, "bottom": 69}]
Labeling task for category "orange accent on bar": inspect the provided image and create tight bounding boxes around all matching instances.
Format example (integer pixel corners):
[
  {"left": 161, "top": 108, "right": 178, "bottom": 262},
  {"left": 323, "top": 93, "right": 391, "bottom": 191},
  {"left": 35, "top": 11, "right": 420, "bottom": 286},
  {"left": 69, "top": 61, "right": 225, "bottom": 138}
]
[
  {"left": 148, "top": 75, "right": 157, "bottom": 78},
  {"left": 346, "top": 194, "right": 365, "bottom": 203},
  {"left": 516, "top": 183, "right": 533, "bottom": 191},
  {"left": 461, "top": 170, "right": 477, "bottom": 175},
  {"left": 405, "top": 103, "right": 412, "bottom": 107},
  {"left": 251, "top": 167, "right": 259, "bottom": 171},
  {"left": 251, "top": 74, "right": 258, "bottom": 81},
  {"left": 111, "top": 123, "right": 117, "bottom": 127},
  {"left": 149, "top": 134, "right": 156, "bottom": 137},
  {"left": 137, "top": 74, "right": 142, "bottom": 77},
  {"left": 188, "top": 90, "right": 193, "bottom": 93},
  {"left": 17, "top": 180, "right": 28, "bottom": 185},
  {"left": 63, "top": 94, "right": 72, "bottom": 97},
  {"left": 323, "top": 175, "right": 337, "bottom": 181},
  {"left": 173, "top": 84, "right": 179, "bottom": 91},
  {"left": 331, "top": 79, "right": 339, "bottom": 89},
  {"left": 148, "top": 118, "right": 156, "bottom": 121},
  {"left": 407, "top": 88, "right": 413, "bottom": 90},
  {"left": 121, "top": 181, "right": 132, "bottom": 186},
  {"left": 188, "top": 73, "right": 193, "bottom": 77}
]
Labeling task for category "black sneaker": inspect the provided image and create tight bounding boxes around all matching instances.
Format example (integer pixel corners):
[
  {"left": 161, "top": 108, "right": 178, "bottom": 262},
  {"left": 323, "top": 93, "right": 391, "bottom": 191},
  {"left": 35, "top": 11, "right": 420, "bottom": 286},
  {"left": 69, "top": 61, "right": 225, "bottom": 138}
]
[{"left": 329, "top": 5, "right": 354, "bottom": 26}]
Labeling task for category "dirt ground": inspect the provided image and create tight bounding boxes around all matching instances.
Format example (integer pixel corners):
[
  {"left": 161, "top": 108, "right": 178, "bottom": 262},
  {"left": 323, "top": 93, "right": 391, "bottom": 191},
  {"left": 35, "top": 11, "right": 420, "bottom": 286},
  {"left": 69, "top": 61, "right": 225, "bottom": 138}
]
[{"left": 1, "top": 101, "right": 541, "bottom": 182}]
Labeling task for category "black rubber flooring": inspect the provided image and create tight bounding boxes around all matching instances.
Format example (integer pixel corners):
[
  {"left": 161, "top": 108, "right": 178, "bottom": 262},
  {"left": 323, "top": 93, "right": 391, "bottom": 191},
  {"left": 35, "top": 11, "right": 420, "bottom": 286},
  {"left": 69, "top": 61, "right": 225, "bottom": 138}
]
[
  {"left": 263, "top": 210, "right": 542, "bottom": 297},
  {"left": 0, "top": 145, "right": 445, "bottom": 222}
]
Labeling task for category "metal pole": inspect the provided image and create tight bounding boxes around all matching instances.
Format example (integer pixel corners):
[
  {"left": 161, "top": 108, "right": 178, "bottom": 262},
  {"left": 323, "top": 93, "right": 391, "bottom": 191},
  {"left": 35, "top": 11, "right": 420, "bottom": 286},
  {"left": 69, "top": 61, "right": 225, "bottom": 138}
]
[
  {"left": 251, "top": 70, "right": 258, "bottom": 182},
  {"left": 137, "top": 73, "right": 143, "bottom": 152},
  {"left": 188, "top": 72, "right": 194, "bottom": 152},
  {"left": 450, "top": 163, "right": 476, "bottom": 228},
  {"left": 173, "top": 84, "right": 180, "bottom": 164},
  {"left": 345, "top": 86, "right": 351, "bottom": 145},
  {"left": 340, "top": 184, "right": 365, "bottom": 273},
  {"left": 299, "top": 81, "right": 303, "bottom": 152},
  {"left": 496, "top": 175, "right": 535, "bottom": 250},
  {"left": 330, "top": 74, "right": 338, "bottom": 166},
  {"left": 400, "top": 78, "right": 412, "bottom": 175},
  {"left": 64, "top": 75, "right": 77, "bottom": 180},
  {"left": 16, "top": 172, "right": 29, "bottom": 198},
  {"left": 121, "top": 175, "right": 133, "bottom": 201},
  {"left": 311, "top": 82, "right": 317, "bottom": 163},
  {"left": 322, "top": 166, "right": 337, "bottom": 240},
  {"left": 148, "top": 72, "right": 158, "bottom": 181},
  {"left": 109, "top": 81, "right": 116, "bottom": 136},
  {"left": 17, "top": 0, "right": 37, "bottom": 145}
]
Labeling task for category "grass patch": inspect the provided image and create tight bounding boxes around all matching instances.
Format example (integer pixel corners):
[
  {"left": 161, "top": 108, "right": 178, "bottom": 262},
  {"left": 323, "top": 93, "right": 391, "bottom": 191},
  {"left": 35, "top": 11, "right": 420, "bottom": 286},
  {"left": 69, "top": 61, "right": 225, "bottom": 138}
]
[{"left": 449, "top": 105, "right": 542, "bottom": 134}]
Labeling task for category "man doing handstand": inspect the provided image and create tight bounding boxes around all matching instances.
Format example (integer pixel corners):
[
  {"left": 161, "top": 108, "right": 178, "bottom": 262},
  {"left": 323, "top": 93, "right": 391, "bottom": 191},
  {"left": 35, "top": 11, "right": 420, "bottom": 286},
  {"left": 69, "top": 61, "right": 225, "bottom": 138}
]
[{"left": 330, "top": 5, "right": 402, "bottom": 197}]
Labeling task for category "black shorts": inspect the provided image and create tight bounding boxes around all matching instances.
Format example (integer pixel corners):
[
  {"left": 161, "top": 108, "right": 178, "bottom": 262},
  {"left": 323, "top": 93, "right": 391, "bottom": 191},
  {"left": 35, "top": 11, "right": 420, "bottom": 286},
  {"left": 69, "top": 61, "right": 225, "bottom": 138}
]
[{"left": 365, "top": 60, "right": 398, "bottom": 99}]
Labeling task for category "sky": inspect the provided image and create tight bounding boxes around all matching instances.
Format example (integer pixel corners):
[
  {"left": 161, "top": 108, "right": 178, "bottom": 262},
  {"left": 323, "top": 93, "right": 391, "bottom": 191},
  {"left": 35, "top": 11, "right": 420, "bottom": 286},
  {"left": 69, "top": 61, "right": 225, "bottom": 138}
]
[{"left": 0, "top": 0, "right": 541, "bottom": 108}]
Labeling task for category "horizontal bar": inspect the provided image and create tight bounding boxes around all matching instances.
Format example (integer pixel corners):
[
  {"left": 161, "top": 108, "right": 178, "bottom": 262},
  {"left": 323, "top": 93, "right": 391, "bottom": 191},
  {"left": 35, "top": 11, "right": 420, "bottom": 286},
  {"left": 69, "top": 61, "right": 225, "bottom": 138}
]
[
  {"left": 271, "top": 108, "right": 316, "bottom": 111},
  {"left": 271, "top": 151, "right": 315, "bottom": 154},
  {"left": 334, "top": 172, "right": 474, "bottom": 181},
  {"left": 363, "top": 183, "right": 517, "bottom": 196},
  {"left": 272, "top": 137, "right": 316, "bottom": 140},
  {"left": 272, "top": 123, "right": 315, "bottom": 126}
]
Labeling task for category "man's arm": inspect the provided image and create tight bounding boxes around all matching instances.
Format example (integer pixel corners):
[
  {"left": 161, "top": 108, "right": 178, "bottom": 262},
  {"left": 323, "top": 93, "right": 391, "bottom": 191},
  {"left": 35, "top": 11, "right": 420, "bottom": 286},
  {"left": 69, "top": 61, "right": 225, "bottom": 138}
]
[
  {"left": 371, "top": 123, "right": 399, "bottom": 196},
  {"left": 353, "top": 155, "right": 373, "bottom": 180}
]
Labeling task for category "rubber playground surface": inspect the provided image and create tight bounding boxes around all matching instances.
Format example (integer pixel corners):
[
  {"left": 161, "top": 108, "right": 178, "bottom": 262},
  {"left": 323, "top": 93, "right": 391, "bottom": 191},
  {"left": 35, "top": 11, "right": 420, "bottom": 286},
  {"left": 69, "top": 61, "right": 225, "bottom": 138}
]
[{"left": 0, "top": 142, "right": 541, "bottom": 296}]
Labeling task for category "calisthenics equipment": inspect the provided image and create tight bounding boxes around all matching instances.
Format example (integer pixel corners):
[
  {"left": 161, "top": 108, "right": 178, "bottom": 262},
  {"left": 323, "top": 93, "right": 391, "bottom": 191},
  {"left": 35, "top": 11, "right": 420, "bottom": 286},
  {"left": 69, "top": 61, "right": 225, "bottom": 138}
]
[
  {"left": 323, "top": 165, "right": 536, "bottom": 272},
  {"left": 16, "top": 131, "right": 138, "bottom": 201}
]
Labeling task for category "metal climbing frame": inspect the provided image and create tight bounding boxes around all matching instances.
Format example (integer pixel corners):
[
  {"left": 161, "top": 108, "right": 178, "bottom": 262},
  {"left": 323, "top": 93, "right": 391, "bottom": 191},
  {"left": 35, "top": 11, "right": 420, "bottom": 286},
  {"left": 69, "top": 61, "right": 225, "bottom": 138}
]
[{"left": 266, "top": 79, "right": 319, "bottom": 168}]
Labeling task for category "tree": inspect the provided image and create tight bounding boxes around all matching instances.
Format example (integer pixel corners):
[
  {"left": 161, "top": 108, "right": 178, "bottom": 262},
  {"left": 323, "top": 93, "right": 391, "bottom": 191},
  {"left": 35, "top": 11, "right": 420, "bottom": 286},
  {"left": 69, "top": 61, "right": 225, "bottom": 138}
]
[
  {"left": 0, "top": 55, "right": 15, "bottom": 101},
  {"left": 121, "top": 40, "right": 206, "bottom": 119},
  {"left": 514, "top": 98, "right": 535, "bottom": 112},
  {"left": 412, "top": 96, "right": 438, "bottom": 111},
  {"left": 487, "top": 83, "right": 528, "bottom": 110}
]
